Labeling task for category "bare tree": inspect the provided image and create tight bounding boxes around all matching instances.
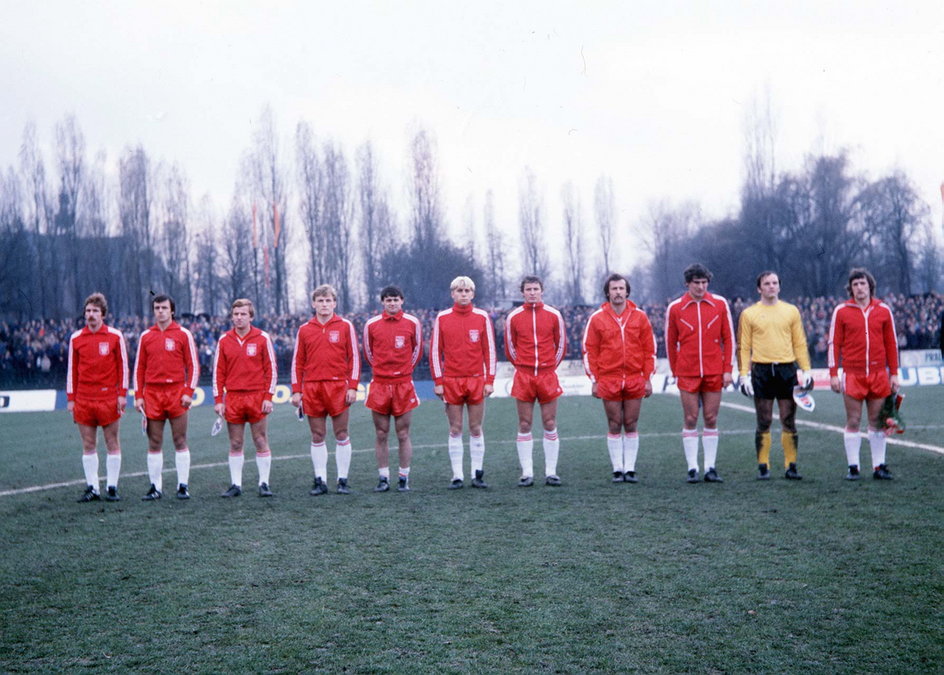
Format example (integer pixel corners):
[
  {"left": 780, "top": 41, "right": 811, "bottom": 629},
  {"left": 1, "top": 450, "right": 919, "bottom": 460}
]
[
  {"left": 561, "top": 181, "right": 585, "bottom": 304},
  {"left": 409, "top": 127, "right": 443, "bottom": 247},
  {"left": 18, "top": 122, "right": 53, "bottom": 316},
  {"left": 0, "top": 166, "right": 32, "bottom": 318},
  {"left": 518, "top": 167, "right": 549, "bottom": 282},
  {"left": 295, "top": 121, "right": 327, "bottom": 293},
  {"left": 119, "top": 145, "right": 154, "bottom": 315},
  {"left": 484, "top": 189, "right": 508, "bottom": 303},
  {"left": 221, "top": 198, "right": 254, "bottom": 304},
  {"left": 246, "top": 105, "right": 289, "bottom": 314},
  {"left": 193, "top": 195, "right": 221, "bottom": 315},
  {"left": 54, "top": 114, "right": 86, "bottom": 311},
  {"left": 356, "top": 140, "right": 393, "bottom": 304},
  {"left": 642, "top": 200, "right": 700, "bottom": 303},
  {"left": 856, "top": 171, "right": 928, "bottom": 294},
  {"left": 322, "top": 141, "right": 355, "bottom": 311},
  {"left": 594, "top": 175, "right": 616, "bottom": 275},
  {"left": 158, "top": 163, "right": 193, "bottom": 311}
]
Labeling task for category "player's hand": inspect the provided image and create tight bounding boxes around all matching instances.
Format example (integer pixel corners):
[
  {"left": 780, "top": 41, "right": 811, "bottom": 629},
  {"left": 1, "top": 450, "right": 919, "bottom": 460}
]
[
  {"left": 890, "top": 374, "right": 900, "bottom": 393},
  {"left": 829, "top": 375, "right": 841, "bottom": 393},
  {"left": 591, "top": 382, "right": 599, "bottom": 398},
  {"left": 117, "top": 396, "right": 126, "bottom": 414},
  {"left": 722, "top": 372, "right": 733, "bottom": 388},
  {"left": 261, "top": 400, "right": 273, "bottom": 414},
  {"left": 345, "top": 388, "right": 357, "bottom": 405},
  {"left": 291, "top": 392, "right": 302, "bottom": 407},
  {"left": 134, "top": 398, "right": 145, "bottom": 414},
  {"left": 484, "top": 384, "right": 494, "bottom": 397},
  {"left": 797, "top": 369, "right": 814, "bottom": 389},
  {"left": 738, "top": 375, "right": 754, "bottom": 398},
  {"left": 643, "top": 380, "right": 653, "bottom": 398},
  {"left": 181, "top": 394, "right": 193, "bottom": 408},
  {"left": 434, "top": 384, "right": 444, "bottom": 400},
  {"left": 214, "top": 402, "right": 225, "bottom": 416},
  {"left": 67, "top": 401, "right": 74, "bottom": 413}
]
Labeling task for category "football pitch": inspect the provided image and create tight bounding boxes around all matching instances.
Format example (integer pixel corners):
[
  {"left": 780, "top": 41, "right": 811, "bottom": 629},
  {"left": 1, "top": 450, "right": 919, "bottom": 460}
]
[{"left": 1, "top": 388, "right": 942, "bottom": 673}]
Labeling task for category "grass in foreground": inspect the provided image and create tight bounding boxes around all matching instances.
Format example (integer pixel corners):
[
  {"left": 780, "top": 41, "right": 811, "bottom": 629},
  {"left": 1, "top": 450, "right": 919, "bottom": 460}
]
[{"left": 1, "top": 388, "right": 942, "bottom": 673}]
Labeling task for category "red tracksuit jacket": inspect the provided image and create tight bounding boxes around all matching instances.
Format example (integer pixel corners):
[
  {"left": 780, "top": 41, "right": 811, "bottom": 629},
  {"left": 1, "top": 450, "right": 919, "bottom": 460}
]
[
  {"left": 363, "top": 311, "right": 423, "bottom": 383},
  {"left": 133, "top": 321, "right": 199, "bottom": 396},
  {"left": 665, "top": 291, "right": 736, "bottom": 377},
  {"left": 582, "top": 301, "right": 655, "bottom": 382},
  {"left": 828, "top": 298, "right": 899, "bottom": 377},
  {"left": 430, "top": 303, "right": 496, "bottom": 385},
  {"left": 212, "top": 326, "right": 278, "bottom": 403},
  {"left": 67, "top": 324, "right": 129, "bottom": 401},
  {"left": 291, "top": 314, "right": 360, "bottom": 391},
  {"left": 504, "top": 302, "right": 566, "bottom": 374}
]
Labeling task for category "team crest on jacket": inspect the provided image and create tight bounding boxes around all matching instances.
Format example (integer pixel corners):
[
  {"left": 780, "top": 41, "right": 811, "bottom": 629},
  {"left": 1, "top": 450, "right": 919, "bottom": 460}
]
[
  {"left": 395, "top": 335, "right": 405, "bottom": 349},
  {"left": 328, "top": 330, "right": 340, "bottom": 343},
  {"left": 98, "top": 342, "right": 110, "bottom": 356},
  {"left": 246, "top": 343, "right": 257, "bottom": 357},
  {"left": 469, "top": 329, "right": 480, "bottom": 343},
  {"left": 164, "top": 338, "right": 175, "bottom": 351}
]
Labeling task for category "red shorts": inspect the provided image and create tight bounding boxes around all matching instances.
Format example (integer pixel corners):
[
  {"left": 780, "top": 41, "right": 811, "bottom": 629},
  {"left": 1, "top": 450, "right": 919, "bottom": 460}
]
[
  {"left": 73, "top": 397, "right": 121, "bottom": 427},
  {"left": 441, "top": 376, "right": 485, "bottom": 406},
  {"left": 596, "top": 374, "right": 648, "bottom": 401},
  {"left": 677, "top": 374, "right": 725, "bottom": 394},
  {"left": 366, "top": 380, "right": 420, "bottom": 417},
  {"left": 223, "top": 390, "right": 268, "bottom": 424},
  {"left": 141, "top": 383, "right": 189, "bottom": 420},
  {"left": 302, "top": 380, "right": 350, "bottom": 418},
  {"left": 842, "top": 371, "right": 891, "bottom": 401},
  {"left": 511, "top": 369, "right": 563, "bottom": 403}
]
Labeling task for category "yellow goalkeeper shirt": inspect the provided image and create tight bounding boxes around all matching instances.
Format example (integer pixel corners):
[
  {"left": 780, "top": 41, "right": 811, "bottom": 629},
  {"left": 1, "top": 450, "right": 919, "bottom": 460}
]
[{"left": 736, "top": 300, "right": 811, "bottom": 375}]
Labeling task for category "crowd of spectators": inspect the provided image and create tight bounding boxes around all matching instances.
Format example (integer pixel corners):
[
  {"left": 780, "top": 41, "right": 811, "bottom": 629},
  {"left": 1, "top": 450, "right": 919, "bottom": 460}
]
[{"left": 3, "top": 292, "right": 942, "bottom": 389}]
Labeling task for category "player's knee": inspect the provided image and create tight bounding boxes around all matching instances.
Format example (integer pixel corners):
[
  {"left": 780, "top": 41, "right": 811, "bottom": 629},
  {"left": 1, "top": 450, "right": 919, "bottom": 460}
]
[
  {"left": 517, "top": 419, "right": 532, "bottom": 434},
  {"left": 395, "top": 428, "right": 410, "bottom": 443}
]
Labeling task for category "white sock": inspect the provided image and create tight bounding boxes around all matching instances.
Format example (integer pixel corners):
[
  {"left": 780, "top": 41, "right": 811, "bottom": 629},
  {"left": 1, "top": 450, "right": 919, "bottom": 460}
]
[
  {"left": 703, "top": 428, "right": 719, "bottom": 470},
  {"left": 543, "top": 428, "right": 560, "bottom": 477},
  {"left": 105, "top": 453, "right": 121, "bottom": 488},
  {"left": 147, "top": 452, "right": 163, "bottom": 492},
  {"left": 448, "top": 434, "right": 464, "bottom": 480},
  {"left": 607, "top": 433, "right": 623, "bottom": 472},
  {"left": 335, "top": 438, "right": 352, "bottom": 479},
  {"left": 470, "top": 434, "right": 485, "bottom": 473},
  {"left": 623, "top": 432, "right": 639, "bottom": 473},
  {"left": 399, "top": 466, "right": 410, "bottom": 477},
  {"left": 82, "top": 453, "right": 99, "bottom": 491},
  {"left": 867, "top": 430, "right": 887, "bottom": 468},
  {"left": 683, "top": 429, "right": 699, "bottom": 472},
  {"left": 175, "top": 449, "right": 190, "bottom": 486},
  {"left": 256, "top": 452, "right": 272, "bottom": 485},
  {"left": 229, "top": 452, "right": 244, "bottom": 486},
  {"left": 378, "top": 466, "right": 390, "bottom": 479},
  {"left": 311, "top": 442, "right": 328, "bottom": 480},
  {"left": 516, "top": 432, "right": 534, "bottom": 478},
  {"left": 843, "top": 431, "right": 861, "bottom": 467}
]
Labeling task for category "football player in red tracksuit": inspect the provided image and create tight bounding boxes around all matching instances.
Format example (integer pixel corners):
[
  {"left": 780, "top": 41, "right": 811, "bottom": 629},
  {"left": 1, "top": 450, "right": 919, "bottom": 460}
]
[
  {"left": 133, "top": 294, "right": 200, "bottom": 501},
  {"left": 582, "top": 273, "right": 656, "bottom": 484},
  {"left": 67, "top": 292, "right": 129, "bottom": 503},
  {"left": 431, "top": 275, "right": 497, "bottom": 489},
  {"left": 213, "top": 298, "right": 278, "bottom": 498},
  {"left": 665, "top": 263, "right": 736, "bottom": 484},
  {"left": 291, "top": 284, "right": 361, "bottom": 496},
  {"left": 505, "top": 275, "right": 566, "bottom": 487},
  {"left": 828, "top": 268, "right": 900, "bottom": 481},
  {"left": 363, "top": 286, "right": 423, "bottom": 493}
]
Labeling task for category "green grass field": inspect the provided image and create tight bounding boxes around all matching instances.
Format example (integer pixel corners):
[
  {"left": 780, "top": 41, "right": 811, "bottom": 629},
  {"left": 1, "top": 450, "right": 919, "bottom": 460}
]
[{"left": 1, "top": 388, "right": 942, "bottom": 673}]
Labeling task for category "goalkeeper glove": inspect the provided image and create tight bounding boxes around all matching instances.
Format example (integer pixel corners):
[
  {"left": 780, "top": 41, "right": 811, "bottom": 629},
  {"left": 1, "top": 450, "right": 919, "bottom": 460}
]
[{"left": 738, "top": 375, "right": 754, "bottom": 397}]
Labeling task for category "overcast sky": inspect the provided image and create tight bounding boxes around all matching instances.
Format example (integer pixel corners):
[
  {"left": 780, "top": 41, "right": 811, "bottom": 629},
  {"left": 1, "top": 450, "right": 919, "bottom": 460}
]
[{"left": 2, "top": 0, "right": 943, "bottom": 273}]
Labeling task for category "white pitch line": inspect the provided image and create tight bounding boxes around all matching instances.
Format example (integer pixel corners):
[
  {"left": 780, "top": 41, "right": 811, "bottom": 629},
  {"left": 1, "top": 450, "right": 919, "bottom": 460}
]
[
  {"left": 721, "top": 401, "right": 944, "bottom": 455},
  {"left": 3, "top": 418, "right": 943, "bottom": 498}
]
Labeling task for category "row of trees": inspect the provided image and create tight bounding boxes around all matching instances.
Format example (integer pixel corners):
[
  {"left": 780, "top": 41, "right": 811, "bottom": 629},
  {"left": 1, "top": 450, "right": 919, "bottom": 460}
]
[{"left": 0, "top": 107, "right": 940, "bottom": 321}]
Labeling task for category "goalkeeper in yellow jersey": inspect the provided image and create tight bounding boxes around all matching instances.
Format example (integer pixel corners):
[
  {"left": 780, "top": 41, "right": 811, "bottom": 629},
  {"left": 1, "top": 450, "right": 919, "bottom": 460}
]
[{"left": 736, "top": 272, "right": 813, "bottom": 480}]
